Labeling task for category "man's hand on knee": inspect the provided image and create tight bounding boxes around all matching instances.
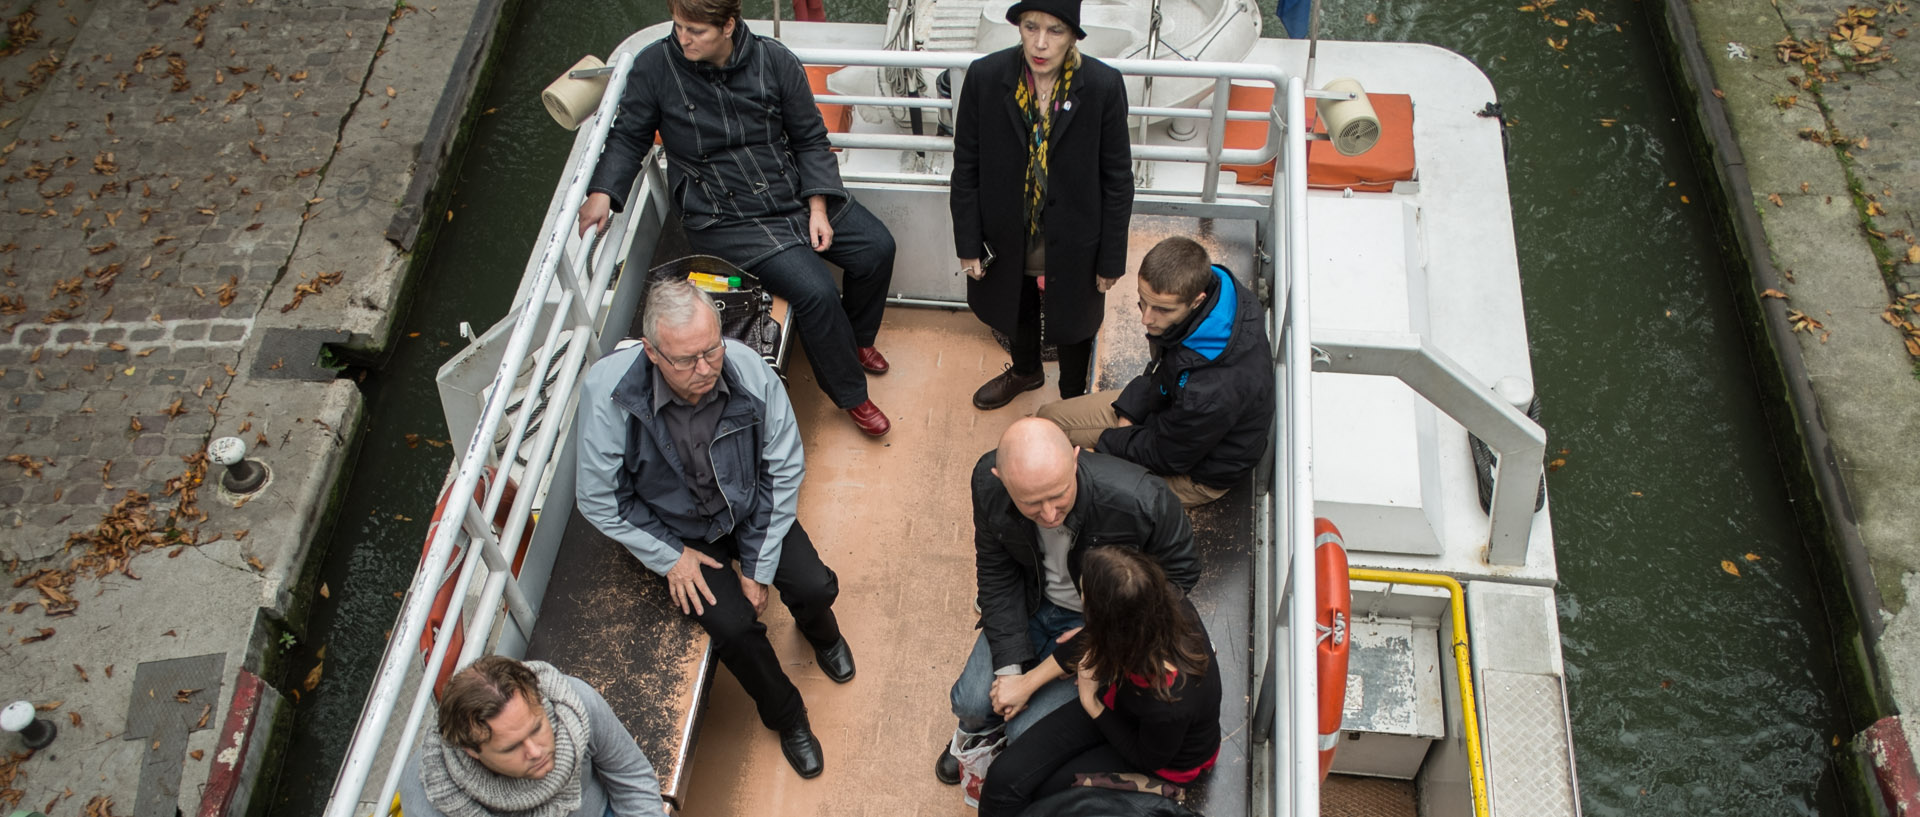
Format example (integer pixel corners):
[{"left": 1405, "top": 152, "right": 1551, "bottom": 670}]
[
  {"left": 740, "top": 575, "right": 769, "bottom": 615},
  {"left": 668, "top": 548, "right": 723, "bottom": 615}
]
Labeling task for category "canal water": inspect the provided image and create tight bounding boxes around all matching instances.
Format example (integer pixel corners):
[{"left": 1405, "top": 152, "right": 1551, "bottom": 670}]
[{"left": 271, "top": 0, "right": 1853, "bottom": 814}]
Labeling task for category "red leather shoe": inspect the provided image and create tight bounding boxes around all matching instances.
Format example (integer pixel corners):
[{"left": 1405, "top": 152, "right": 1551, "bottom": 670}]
[
  {"left": 848, "top": 399, "right": 890, "bottom": 437},
  {"left": 857, "top": 346, "right": 889, "bottom": 375}
]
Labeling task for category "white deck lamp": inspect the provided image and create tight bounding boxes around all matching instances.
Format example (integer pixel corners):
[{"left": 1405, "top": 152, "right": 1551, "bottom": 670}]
[{"left": 1317, "top": 78, "right": 1381, "bottom": 157}]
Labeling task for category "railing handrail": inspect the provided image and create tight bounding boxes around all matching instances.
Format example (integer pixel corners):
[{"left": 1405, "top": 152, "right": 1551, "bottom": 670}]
[
  {"left": 328, "top": 45, "right": 1322, "bottom": 817},
  {"left": 322, "top": 49, "right": 638, "bottom": 817},
  {"left": 787, "top": 48, "right": 1292, "bottom": 200},
  {"left": 1274, "top": 75, "right": 1320, "bottom": 817},
  {"left": 1307, "top": 329, "right": 1547, "bottom": 564}
]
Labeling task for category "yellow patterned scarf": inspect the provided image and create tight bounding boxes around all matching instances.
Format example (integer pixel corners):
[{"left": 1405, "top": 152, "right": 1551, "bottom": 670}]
[{"left": 1015, "top": 51, "right": 1078, "bottom": 240}]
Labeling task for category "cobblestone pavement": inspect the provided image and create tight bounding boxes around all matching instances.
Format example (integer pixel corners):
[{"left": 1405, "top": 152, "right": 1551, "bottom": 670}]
[
  {"left": 0, "top": 0, "right": 503, "bottom": 809},
  {"left": 1, "top": 0, "right": 393, "bottom": 560}
]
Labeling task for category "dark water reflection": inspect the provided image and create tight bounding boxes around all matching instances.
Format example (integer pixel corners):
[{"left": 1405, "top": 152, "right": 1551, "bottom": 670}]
[
  {"left": 274, "top": 0, "right": 1849, "bottom": 814},
  {"left": 1311, "top": 1, "right": 1847, "bottom": 814}
]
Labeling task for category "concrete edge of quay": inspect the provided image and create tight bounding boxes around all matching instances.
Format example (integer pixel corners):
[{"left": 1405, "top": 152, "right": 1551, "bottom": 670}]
[
  {"left": 208, "top": 0, "right": 525, "bottom": 811},
  {"left": 0, "top": 0, "right": 519, "bottom": 811},
  {"left": 1652, "top": 0, "right": 1916, "bottom": 812}
]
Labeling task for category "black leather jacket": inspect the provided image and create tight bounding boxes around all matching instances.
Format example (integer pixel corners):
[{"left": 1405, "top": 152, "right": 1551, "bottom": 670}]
[{"left": 971, "top": 450, "right": 1201, "bottom": 670}]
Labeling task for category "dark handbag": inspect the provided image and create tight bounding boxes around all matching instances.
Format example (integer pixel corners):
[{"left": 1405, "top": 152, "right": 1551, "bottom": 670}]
[{"left": 644, "top": 255, "right": 782, "bottom": 362}]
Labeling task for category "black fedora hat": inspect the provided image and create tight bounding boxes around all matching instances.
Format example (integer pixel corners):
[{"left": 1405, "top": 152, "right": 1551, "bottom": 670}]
[{"left": 1005, "top": 0, "right": 1087, "bottom": 39}]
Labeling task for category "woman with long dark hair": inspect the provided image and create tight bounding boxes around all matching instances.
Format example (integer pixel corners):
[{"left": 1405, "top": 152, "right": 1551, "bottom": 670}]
[{"left": 977, "top": 546, "right": 1221, "bottom": 816}]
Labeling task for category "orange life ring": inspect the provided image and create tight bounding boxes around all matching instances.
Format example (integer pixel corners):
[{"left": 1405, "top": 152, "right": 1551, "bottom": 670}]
[
  {"left": 419, "top": 468, "right": 530, "bottom": 698},
  {"left": 1314, "top": 517, "right": 1352, "bottom": 780}
]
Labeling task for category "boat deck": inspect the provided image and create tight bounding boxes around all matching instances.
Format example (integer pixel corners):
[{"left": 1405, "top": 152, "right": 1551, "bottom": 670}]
[
  {"left": 369, "top": 24, "right": 1576, "bottom": 817},
  {"left": 527, "top": 216, "right": 1264, "bottom": 815}
]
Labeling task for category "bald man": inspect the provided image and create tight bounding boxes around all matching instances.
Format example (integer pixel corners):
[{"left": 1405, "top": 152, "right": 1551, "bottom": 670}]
[{"left": 934, "top": 418, "right": 1201, "bottom": 784}]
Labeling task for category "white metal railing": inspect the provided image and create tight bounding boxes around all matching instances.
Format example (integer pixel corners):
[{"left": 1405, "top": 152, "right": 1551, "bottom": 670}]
[
  {"left": 327, "top": 43, "right": 1325, "bottom": 817},
  {"left": 322, "top": 49, "right": 640, "bottom": 817},
  {"left": 1273, "top": 75, "right": 1319, "bottom": 817},
  {"left": 1308, "top": 331, "right": 1547, "bottom": 564},
  {"left": 786, "top": 48, "right": 1333, "bottom": 205}
]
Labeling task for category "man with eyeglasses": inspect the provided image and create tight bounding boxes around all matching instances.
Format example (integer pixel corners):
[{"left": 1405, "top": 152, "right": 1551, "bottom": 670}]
[{"left": 573, "top": 278, "right": 853, "bottom": 779}]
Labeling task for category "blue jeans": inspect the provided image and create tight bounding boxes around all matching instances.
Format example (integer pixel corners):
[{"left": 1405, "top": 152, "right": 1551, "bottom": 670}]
[
  {"left": 745, "top": 198, "right": 895, "bottom": 409},
  {"left": 950, "top": 600, "right": 1084, "bottom": 741}
]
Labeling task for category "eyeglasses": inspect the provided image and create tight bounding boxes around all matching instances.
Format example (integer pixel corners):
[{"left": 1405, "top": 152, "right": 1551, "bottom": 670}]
[{"left": 659, "top": 342, "right": 726, "bottom": 371}]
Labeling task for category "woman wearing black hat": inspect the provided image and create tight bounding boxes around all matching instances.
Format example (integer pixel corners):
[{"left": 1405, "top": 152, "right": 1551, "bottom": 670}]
[{"left": 950, "top": 0, "right": 1134, "bottom": 410}]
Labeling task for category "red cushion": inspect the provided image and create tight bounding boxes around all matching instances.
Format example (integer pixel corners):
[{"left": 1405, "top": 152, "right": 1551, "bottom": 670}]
[{"left": 1220, "top": 83, "right": 1417, "bottom": 193}]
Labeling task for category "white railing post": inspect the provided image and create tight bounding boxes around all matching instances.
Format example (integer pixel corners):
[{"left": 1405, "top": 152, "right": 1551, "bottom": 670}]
[
  {"left": 324, "top": 50, "right": 636, "bottom": 817},
  {"left": 1307, "top": 330, "right": 1547, "bottom": 565},
  {"left": 1280, "top": 76, "right": 1321, "bottom": 817},
  {"left": 1201, "top": 76, "right": 1230, "bottom": 203}
]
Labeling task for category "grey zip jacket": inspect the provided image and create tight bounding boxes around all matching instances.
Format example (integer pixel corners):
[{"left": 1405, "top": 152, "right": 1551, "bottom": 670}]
[{"left": 574, "top": 340, "right": 803, "bottom": 584}]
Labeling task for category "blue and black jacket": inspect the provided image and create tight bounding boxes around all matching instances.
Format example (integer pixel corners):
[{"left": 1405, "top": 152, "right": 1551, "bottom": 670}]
[{"left": 1100, "top": 265, "right": 1274, "bottom": 490}]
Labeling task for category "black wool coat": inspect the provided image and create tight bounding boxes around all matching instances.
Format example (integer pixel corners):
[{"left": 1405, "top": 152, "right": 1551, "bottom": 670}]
[{"left": 950, "top": 46, "right": 1134, "bottom": 344}]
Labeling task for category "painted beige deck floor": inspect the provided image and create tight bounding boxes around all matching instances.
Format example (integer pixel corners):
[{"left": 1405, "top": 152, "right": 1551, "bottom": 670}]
[
  {"left": 673, "top": 217, "right": 1416, "bottom": 816},
  {"left": 678, "top": 308, "right": 1053, "bottom": 816}
]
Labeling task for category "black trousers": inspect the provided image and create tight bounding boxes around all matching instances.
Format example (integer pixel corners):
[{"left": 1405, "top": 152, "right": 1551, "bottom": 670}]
[
  {"left": 681, "top": 521, "right": 841, "bottom": 731},
  {"left": 1010, "top": 275, "right": 1094, "bottom": 399},
  {"left": 738, "top": 199, "right": 895, "bottom": 410},
  {"left": 978, "top": 700, "right": 1141, "bottom": 817}
]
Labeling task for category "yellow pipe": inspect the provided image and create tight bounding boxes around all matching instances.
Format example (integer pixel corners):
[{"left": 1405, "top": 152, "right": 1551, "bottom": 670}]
[{"left": 1346, "top": 567, "right": 1490, "bottom": 817}]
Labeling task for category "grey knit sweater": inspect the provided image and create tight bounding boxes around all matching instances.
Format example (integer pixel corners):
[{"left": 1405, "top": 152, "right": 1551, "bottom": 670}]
[{"left": 398, "top": 675, "right": 666, "bottom": 817}]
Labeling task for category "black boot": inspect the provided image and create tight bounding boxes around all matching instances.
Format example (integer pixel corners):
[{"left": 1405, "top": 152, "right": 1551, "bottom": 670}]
[
  {"left": 935, "top": 744, "right": 961, "bottom": 785},
  {"left": 973, "top": 365, "right": 1045, "bottom": 410}
]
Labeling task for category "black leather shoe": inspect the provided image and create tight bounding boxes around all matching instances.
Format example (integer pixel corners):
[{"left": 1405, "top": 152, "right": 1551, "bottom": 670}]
[
  {"left": 814, "top": 637, "right": 856, "bottom": 683},
  {"left": 935, "top": 744, "right": 961, "bottom": 785},
  {"left": 972, "top": 365, "right": 1045, "bottom": 410},
  {"left": 780, "top": 717, "right": 825, "bottom": 779}
]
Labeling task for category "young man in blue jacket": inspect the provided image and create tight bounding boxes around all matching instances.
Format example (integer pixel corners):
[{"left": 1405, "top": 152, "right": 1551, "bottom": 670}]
[
  {"left": 1037, "top": 236, "right": 1274, "bottom": 506},
  {"left": 573, "top": 279, "right": 854, "bottom": 778}
]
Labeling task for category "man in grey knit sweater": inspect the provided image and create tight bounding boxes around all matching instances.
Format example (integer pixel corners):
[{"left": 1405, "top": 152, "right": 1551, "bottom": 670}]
[{"left": 398, "top": 656, "right": 667, "bottom": 817}]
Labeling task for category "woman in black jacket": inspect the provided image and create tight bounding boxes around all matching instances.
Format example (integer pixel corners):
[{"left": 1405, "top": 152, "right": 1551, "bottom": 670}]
[
  {"left": 977, "top": 546, "right": 1221, "bottom": 817},
  {"left": 950, "top": 0, "right": 1134, "bottom": 411},
  {"left": 579, "top": 0, "right": 896, "bottom": 437}
]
